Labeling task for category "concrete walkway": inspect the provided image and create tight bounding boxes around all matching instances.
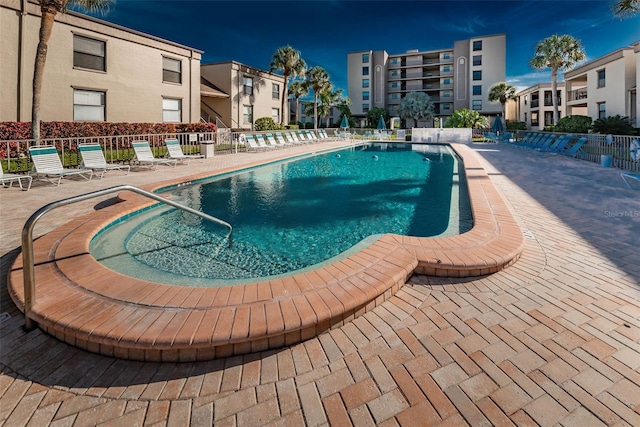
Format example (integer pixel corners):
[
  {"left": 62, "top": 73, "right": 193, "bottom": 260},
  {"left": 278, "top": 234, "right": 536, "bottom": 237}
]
[{"left": 1, "top": 141, "right": 639, "bottom": 426}]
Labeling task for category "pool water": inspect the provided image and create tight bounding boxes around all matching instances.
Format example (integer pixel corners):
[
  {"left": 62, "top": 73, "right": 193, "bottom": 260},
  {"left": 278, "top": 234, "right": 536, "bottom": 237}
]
[{"left": 90, "top": 143, "right": 472, "bottom": 286}]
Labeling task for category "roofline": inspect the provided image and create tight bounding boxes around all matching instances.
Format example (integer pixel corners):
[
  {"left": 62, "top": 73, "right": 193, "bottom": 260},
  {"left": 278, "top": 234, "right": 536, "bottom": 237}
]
[{"left": 565, "top": 46, "right": 634, "bottom": 78}]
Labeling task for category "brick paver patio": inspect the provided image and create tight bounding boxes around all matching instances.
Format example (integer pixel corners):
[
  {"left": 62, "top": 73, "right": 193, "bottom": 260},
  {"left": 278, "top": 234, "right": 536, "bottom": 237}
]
[{"left": 1, "top": 140, "right": 639, "bottom": 426}]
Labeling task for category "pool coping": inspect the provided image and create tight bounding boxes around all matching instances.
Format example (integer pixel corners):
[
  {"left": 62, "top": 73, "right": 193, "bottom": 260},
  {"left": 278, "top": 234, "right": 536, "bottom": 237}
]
[{"left": 7, "top": 143, "right": 525, "bottom": 362}]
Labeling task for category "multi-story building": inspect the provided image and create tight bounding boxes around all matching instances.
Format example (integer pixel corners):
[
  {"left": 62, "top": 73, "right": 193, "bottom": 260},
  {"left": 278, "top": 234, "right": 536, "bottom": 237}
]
[
  {"left": 0, "top": 0, "right": 202, "bottom": 124},
  {"left": 201, "top": 61, "right": 286, "bottom": 131},
  {"left": 564, "top": 46, "right": 637, "bottom": 126},
  {"left": 512, "top": 82, "right": 566, "bottom": 131},
  {"left": 347, "top": 34, "right": 505, "bottom": 127},
  {"left": 288, "top": 100, "right": 342, "bottom": 128}
]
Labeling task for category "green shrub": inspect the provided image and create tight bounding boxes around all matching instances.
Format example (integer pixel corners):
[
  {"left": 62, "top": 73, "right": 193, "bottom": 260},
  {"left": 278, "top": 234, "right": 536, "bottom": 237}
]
[
  {"left": 304, "top": 122, "right": 314, "bottom": 129},
  {"left": 287, "top": 124, "right": 299, "bottom": 130},
  {"left": 591, "top": 115, "right": 637, "bottom": 135},
  {"left": 554, "top": 115, "right": 592, "bottom": 133},
  {"left": 506, "top": 121, "right": 527, "bottom": 131},
  {"left": 254, "top": 117, "right": 280, "bottom": 131}
]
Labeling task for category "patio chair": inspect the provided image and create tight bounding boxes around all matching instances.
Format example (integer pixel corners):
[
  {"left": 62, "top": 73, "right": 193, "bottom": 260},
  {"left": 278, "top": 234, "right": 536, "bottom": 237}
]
[
  {"left": 165, "top": 139, "right": 204, "bottom": 164},
  {"left": 621, "top": 172, "right": 640, "bottom": 189},
  {"left": 79, "top": 143, "right": 130, "bottom": 179},
  {"left": 132, "top": 140, "right": 178, "bottom": 169},
  {"left": 264, "top": 134, "right": 282, "bottom": 148},
  {"left": 29, "top": 145, "right": 93, "bottom": 186},
  {"left": 1, "top": 168, "right": 32, "bottom": 191},
  {"left": 275, "top": 133, "right": 290, "bottom": 146},
  {"left": 255, "top": 134, "right": 276, "bottom": 149}
]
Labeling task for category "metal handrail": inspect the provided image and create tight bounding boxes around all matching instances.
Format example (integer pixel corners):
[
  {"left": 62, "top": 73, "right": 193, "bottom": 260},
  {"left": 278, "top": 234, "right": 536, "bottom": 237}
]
[{"left": 21, "top": 185, "right": 232, "bottom": 331}]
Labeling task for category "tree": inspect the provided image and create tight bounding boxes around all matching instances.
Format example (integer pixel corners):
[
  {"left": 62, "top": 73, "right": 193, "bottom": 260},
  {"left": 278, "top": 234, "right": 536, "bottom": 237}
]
[
  {"left": 366, "top": 107, "right": 389, "bottom": 128},
  {"left": 612, "top": 0, "right": 639, "bottom": 17},
  {"left": 553, "top": 115, "right": 592, "bottom": 133},
  {"left": 396, "top": 92, "right": 434, "bottom": 127},
  {"left": 591, "top": 115, "right": 636, "bottom": 135},
  {"left": 488, "top": 82, "right": 516, "bottom": 121},
  {"left": 304, "top": 66, "right": 331, "bottom": 130},
  {"left": 444, "top": 109, "right": 488, "bottom": 129},
  {"left": 318, "top": 87, "right": 348, "bottom": 127},
  {"left": 530, "top": 34, "right": 586, "bottom": 126},
  {"left": 269, "top": 46, "right": 306, "bottom": 125},
  {"left": 288, "top": 80, "right": 308, "bottom": 125},
  {"left": 31, "top": 0, "right": 114, "bottom": 143}
]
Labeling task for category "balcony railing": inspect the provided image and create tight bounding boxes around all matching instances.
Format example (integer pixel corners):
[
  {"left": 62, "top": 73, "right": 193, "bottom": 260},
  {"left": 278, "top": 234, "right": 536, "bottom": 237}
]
[
  {"left": 543, "top": 99, "right": 562, "bottom": 106},
  {"left": 568, "top": 89, "right": 588, "bottom": 101},
  {"left": 531, "top": 100, "right": 539, "bottom": 108}
]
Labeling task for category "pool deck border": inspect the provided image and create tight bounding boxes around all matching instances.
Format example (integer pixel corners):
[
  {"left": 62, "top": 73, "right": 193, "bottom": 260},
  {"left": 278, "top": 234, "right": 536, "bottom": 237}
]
[{"left": 7, "top": 143, "right": 525, "bottom": 362}]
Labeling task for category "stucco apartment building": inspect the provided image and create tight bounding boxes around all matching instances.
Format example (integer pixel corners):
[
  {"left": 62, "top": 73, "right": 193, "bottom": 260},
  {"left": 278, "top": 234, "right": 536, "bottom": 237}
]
[
  {"left": 200, "top": 61, "right": 286, "bottom": 131},
  {"left": 347, "top": 34, "right": 505, "bottom": 127},
  {"left": 1, "top": 0, "right": 202, "bottom": 124},
  {"left": 512, "top": 41, "right": 639, "bottom": 131}
]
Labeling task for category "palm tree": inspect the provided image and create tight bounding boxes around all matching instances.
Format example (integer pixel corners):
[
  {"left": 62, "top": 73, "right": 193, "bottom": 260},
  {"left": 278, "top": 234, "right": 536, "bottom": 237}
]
[
  {"left": 444, "top": 109, "right": 488, "bottom": 129},
  {"left": 396, "top": 92, "right": 434, "bottom": 127},
  {"left": 530, "top": 34, "right": 586, "bottom": 126},
  {"left": 318, "top": 87, "right": 348, "bottom": 128},
  {"left": 612, "top": 0, "right": 639, "bottom": 17},
  {"left": 488, "top": 82, "right": 516, "bottom": 122},
  {"left": 31, "top": 0, "right": 113, "bottom": 143},
  {"left": 304, "top": 66, "right": 331, "bottom": 130},
  {"left": 288, "top": 80, "right": 308, "bottom": 125},
  {"left": 269, "top": 46, "right": 306, "bottom": 125}
]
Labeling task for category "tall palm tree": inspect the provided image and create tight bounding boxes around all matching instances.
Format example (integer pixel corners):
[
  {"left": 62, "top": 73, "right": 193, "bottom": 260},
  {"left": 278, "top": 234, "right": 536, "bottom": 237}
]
[
  {"left": 288, "top": 80, "right": 308, "bottom": 125},
  {"left": 269, "top": 46, "right": 306, "bottom": 125},
  {"left": 488, "top": 82, "right": 516, "bottom": 123},
  {"left": 318, "top": 87, "right": 347, "bottom": 128},
  {"left": 31, "top": 0, "right": 113, "bottom": 143},
  {"left": 304, "top": 66, "right": 331, "bottom": 130},
  {"left": 612, "top": 0, "right": 639, "bottom": 17},
  {"left": 530, "top": 34, "right": 586, "bottom": 125}
]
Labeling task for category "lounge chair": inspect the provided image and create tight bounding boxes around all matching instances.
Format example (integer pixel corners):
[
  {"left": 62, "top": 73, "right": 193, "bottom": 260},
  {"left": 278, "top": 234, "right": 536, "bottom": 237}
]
[
  {"left": 284, "top": 132, "right": 296, "bottom": 144},
  {"left": 165, "top": 138, "right": 204, "bottom": 164},
  {"left": 255, "top": 134, "right": 276, "bottom": 149},
  {"left": 29, "top": 145, "right": 93, "bottom": 186},
  {"left": 264, "top": 134, "right": 281, "bottom": 148},
  {"left": 132, "top": 140, "right": 178, "bottom": 169},
  {"left": 621, "top": 172, "right": 640, "bottom": 189},
  {"left": 79, "top": 143, "right": 130, "bottom": 179},
  {"left": 275, "top": 133, "right": 289, "bottom": 146},
  {"left": 1, "top": 168, "right": 32, "bottom": 191}
]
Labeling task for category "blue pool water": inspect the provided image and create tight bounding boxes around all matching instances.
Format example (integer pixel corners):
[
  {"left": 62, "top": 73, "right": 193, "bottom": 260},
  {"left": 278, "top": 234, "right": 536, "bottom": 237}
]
[{"left": 90, "top": 143, "right": 472, "bottom": 286}]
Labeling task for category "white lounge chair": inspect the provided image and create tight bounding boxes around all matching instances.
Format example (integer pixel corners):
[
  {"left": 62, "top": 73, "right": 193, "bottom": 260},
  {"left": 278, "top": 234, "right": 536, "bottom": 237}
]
[
  {"left": 1, "top": 168, "right": 32, "bottom": 191},
  {"left": 264, "top": 134, "right": 281, "bottom": 148},
  {"left": 131, "top": 140, "right": 178, "bottom": 169},
  {"left": 165, "top": 138, "right": 204, "bottom": 164},
  {"left": 29, "top": 145, "right": 93, "bottom": 186},
  {"left": 255, "top": 134, "right": 276, "bottom": 149},
  {"left": 79, "top": 143, "right": 130, "bottom": 179}
]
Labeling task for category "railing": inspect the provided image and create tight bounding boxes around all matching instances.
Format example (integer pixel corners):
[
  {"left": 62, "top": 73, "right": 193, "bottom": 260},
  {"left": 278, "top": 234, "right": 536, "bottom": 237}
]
[
  {"left": 21, "top": 185, "right": 233, "bottom": 331},
  {"left": 568, "top": 89, "right": 588, "bottom": 101}
]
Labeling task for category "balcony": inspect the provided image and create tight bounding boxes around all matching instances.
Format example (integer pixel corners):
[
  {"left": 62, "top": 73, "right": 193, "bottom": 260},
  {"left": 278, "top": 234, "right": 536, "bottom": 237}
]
[
  {"left": 531, "top": 99, "right": 539, "bottom": 108},
  {"left": 568, "top": 89, "right": 587, "bottom": 102},
  {"left": 543, "top": 99, "right": 561, "bottom": 106}
]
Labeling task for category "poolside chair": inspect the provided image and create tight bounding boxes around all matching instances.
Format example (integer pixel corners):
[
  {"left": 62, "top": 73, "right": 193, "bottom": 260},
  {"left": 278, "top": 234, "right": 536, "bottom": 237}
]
[
  {"left": 534, "top": 134, "right": 572, "bottom": 153},
  {"left": 0, "top": 168, "right": 32, "bottom": 191},
  {"left": 165, "top": 139, "right": 204, "bottom": 164},
  {"left": 255, "top": 134, "right": 276, "bottom": 149},
  {"left": 79, "top": 143, "right": 130, "bottom": 179},
  {"left": 264, "top": 134, "right": 281, "bottom": 148},
  {"left": 275, "top": 133, "right": 289, "bottom": 146},
  {"left": 132, "top": 140, "right": 178, "bottom": 169},
  {"left": 621, "top": 172, "right": 640, "bottom": 189},
  {"left": 29, "top": 146, "right": 93, "bottom": 186},
  {"left": 284, "top": 132, "right": 296, "bottom": 144}
]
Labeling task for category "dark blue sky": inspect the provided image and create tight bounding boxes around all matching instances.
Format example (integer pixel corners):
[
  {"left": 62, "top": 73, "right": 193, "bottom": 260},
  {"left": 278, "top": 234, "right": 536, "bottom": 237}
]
[{"left": 85, "top": 1, "right": 640, "bottom": 94}]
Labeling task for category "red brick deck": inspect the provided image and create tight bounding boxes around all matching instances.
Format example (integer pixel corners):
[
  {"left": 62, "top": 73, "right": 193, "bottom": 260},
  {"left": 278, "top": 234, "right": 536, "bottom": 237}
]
[{"left": 7, "top": 143, "right": 524, "bottom": 361}]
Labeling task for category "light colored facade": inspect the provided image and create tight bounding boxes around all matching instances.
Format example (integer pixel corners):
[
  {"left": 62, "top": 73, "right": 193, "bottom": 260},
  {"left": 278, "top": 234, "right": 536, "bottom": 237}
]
[
  {"left": 347, "top": 34, "right": 505, "bottom": 127},
  {"left": 201, "top": 61, "right": 286, "bottom": 131},
  {"left": 0, "top": 0, "right": 202, "bottom": 124},
  {"left": 564, "top": 46, "right": 637, "bottom": 126},
  {"left": 513, "top": 82, "right": 566, "bottom": 131},
  {"left": 288, "top": 100, "right": 341, "bottom": 128}
]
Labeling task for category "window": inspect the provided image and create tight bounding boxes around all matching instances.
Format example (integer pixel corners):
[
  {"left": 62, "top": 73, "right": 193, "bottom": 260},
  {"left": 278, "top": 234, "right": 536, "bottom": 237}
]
[
  {"left": 524, "top": 112, "right": 527, "bottom": 123},
  {"left": 524, "top": 95, "right": 528, "bottom": 105},
  {"left": 391, "top": 94, "right": 398, "bottom": 99},
  {"left": 272, "top": 108, "right": 280, "bottom": 123},
  {"left": 362, "top": 79, "right": 369, "bottom": 88},
  {"left": 442, "top": 91, "right": 452, "bottom": 98},
  {"left": 362, "top": 91, "right": 370, "bottom": 101},
  {"left": 362, "top": 66, "right": 369, "bottom": 76},
  {"left": 442, "top": 104, "right": 451, "bottom": 110},
  {"left": 73, "top": 89, "right": 105, "bottom": 121},
  {"left": 243, "top": 105, "right": 253, "bottom": 123},
  {"left": 162, "top": 57, "right": 182, "bottom": 84},
  {"left": 531, "top": 111, "right": 539, "bottom": 126},
  {"left": 390, "top": 70, "right": 398, "bottom": 77},
  {"left": 597, "top": 69, "right": 606, "bottom": 88},
  {"left": 243, "top": 77, "right": 253, "bottom": 95},
  {"left": 473, "top": 70, "right": 482, "bottom": 80},
  {"left": 442, "top": 53, "right": 451, "bottom": 60},
  {"left": 598, "top": 102, "right": 606, "bottom": 119},
  {"left": 473, "top": 85, "right": 482, "bottom": 96},
  {"left": 473, "top": 40, "right": 482, "bottom": 51},
  {"left": 443, "top": 65, "right": 451, "bottom": 72},
  {"left": 390, "top": 58, "right": 398, "bottom": 65},
  {"left": 162, "top": 97, "right": 181, "bottom": 122},
  {"left": 362, "top": 53, "right": 369, "bottom": 63},
  {"left": 544, "top": 111, "right": 554, "bottom": 126},
  {"left": 472, "top": 100, "right": 482, "bottom": 110},
  {"left": 473, "top": 55, "right": 482, "bottom": 66},
  {"left": 443, "top": 78, "right": 451, "bottom": 85},
  {"left": 272, "top": 83, "right": 280, "bottom": 100},
  {"left": 73, "top": 35, "right": 105, "bottom": 71},
  {"left": 362, "top": 103, "right": 369, "bottom": 112},
  {"left": 391, "top": 82, "right": 398, "bottom": 88}
]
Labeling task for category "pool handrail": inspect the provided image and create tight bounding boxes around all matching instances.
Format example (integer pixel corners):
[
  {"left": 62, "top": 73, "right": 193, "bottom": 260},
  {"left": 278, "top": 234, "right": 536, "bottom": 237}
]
[{"left": 21, "top": 184, "right": 233, "bottom": 331}]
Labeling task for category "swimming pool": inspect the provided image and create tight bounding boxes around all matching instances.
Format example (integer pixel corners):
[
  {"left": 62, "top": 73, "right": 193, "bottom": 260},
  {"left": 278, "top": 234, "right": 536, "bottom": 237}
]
[{"left": 90, "top": 143, "right": 472, "bottom": 286}]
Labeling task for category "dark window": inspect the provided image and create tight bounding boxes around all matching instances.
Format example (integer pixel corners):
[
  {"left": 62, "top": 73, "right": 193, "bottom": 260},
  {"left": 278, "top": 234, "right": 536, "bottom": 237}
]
[
  {"left": 473, "top": 85, "right": 482, "bottom": 96},
  {"left": 362, "top": 79, "right": 369, "bottom": 88},
  {"left": 272, "top": 83, "right": 280, "bottom": 100},
  {"left": 598, "top": 102, "right": 606, "bottom": 119},
  {"left": 162, "top": 57, "right": 182, "bottom": 84},
  {"left": 243, "top": 77, "right": 253, "bottom": 96},
  {"left": 362, "top": 91, "right": 370, "bottom": 101},
  {"left": 597, "top": 69, "right": 606, "bottom": 88},
  {"left": 73, "top": 35, "right": 105, "bottom": 71},
  {"left": 472, "top": 40, "right": 482, "bottom": 51},
  {"left": 473, "top": 70, "right": 482, "bottom": 81},
  {"left": 473, "top": 55, "right": 482, "bottom": 66},
  {"left": 362, "top": 53, "right": 369, "bottom": 63},
  {"left": 363, "top": 66, "right": 369, "bottom": 76}
]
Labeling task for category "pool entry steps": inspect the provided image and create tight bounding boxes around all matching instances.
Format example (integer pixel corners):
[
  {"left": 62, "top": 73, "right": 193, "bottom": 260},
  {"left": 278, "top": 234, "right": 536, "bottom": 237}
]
[{"left": 8, "top": 144, "right": 524, "bottom": 362}]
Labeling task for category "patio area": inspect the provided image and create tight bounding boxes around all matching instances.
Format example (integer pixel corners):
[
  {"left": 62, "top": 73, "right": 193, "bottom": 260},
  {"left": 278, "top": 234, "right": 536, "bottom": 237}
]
[{"left": 1, "top": 140, "right": 639, "bottom": 426}]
